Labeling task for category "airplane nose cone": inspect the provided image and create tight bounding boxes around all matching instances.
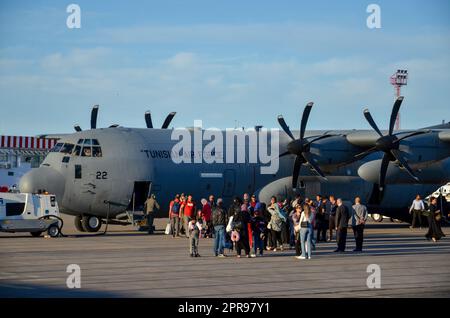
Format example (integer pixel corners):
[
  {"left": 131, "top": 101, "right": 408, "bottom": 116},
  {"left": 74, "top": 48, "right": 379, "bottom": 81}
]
[{"left": 19, "top": 167, "right": 65, "bottom": 200}]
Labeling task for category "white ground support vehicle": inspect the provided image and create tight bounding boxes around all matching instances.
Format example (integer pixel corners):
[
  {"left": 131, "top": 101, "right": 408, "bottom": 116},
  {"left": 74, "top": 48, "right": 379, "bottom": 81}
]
[
  {"left": 0, "top": 192, "right": 62, "bottom": 237},
  {"left": 426, "top": 182, "right": 450, "bottom": 202}
]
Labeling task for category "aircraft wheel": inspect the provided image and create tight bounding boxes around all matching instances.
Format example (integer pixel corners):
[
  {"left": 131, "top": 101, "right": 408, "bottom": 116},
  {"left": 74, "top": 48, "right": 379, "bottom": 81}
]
[
  {"left": 74, "top": 215, "right": 85, "bottom": 232},
  {"left": 30, "top": 231, "right": 42, "bottom": 237},
  {"left": 81, "top": 215, "right": 102, "bottom": 232},
  {"left": 371, "top": 213, "right": 383, "bottom": 222},
  {"left": 47, "top": 224, "right": 60, "bottom": 237}
]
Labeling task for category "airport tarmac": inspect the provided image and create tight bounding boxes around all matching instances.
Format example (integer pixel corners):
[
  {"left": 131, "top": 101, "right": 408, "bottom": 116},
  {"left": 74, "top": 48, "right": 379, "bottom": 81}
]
[{"left": 0, "top": 215, "right": 449, "bottom": 298}]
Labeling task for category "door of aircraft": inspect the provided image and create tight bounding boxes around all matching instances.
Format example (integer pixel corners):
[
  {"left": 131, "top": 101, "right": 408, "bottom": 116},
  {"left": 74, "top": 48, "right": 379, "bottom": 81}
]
[
  {"left": 70, "top": 162, "right": 97, "bottom": 213},
  {"left": 127, "top": 181, "right": 152, "bottom": 212},
  {"left": 222, "top": 169, "right": 236, "bottom": 198}
]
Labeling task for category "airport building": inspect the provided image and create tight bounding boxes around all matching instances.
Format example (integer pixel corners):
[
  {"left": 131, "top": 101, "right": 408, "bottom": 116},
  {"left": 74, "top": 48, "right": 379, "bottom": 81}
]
[{"left": 0, "top": 135, "right": 57, "bottom": 188}]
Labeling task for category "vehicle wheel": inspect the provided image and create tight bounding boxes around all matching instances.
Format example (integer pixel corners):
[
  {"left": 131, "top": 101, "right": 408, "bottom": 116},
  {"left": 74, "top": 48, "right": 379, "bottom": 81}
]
[
  {"left": 371, "top": 213, "right": 383, "bottom": 222},
  {"left": 47, "top": 225, "right": 60, "bottom": 237},
  {"left": 30, "top": 231, "right": 42, "bottom": 237},
  {"left": 74, "top": 215, "right": 85, "bottom": 232},
  {"left": 81, "top": 215, "right": 102, "bottom": 232}
]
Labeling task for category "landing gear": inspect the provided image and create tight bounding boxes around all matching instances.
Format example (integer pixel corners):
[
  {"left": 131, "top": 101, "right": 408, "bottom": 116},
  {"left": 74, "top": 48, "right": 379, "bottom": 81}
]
[
  {"left": 81, "top": 215, "right": 102, "bottom": 232},
  {"left": 30, "top": 231, "right": 42, "bottom": 237},
  {"left": 371, "top": 213, "right": 383, "bottom": 222},
  {"left": 74, "top": 215, "right": 85, "bottom": 232}
]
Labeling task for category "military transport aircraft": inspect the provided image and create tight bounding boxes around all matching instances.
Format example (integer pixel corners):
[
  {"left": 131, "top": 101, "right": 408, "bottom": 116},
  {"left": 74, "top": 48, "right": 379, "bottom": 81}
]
[{"left": 20, "top": 97, "right": 450, "bottom": 232}]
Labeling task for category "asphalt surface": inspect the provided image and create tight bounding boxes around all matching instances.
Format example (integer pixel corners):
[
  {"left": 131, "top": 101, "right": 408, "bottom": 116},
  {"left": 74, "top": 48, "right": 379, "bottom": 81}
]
[{"left": 0, "top": 215, "right": 449, "bottom": 298}]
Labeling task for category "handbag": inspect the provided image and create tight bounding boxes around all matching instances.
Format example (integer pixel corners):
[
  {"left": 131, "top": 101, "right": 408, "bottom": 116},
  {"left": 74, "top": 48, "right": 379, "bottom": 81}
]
[
  {"left": 164, "top": 223, "right": 171, "bottom": 235},
  {"left": 231, "top": 230, "right": 240, "bottom": 242},
  {"left": 226, "top": 216, "right": 234, "bottom": 232},
  {"left": 300, "top": 221, "right": 309, "bottom": 228}
]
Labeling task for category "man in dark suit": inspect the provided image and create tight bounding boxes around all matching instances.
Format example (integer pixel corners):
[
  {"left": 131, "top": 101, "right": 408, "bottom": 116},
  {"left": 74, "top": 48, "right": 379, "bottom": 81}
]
[{"left": 334, "top": 198, "right": 350, "bottom": 252}]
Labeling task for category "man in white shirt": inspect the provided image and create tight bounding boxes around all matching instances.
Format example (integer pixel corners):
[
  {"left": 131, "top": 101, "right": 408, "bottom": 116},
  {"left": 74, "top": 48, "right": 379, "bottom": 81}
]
[{"left": 409, "top": 194, "right": 425, "bottom": 229}]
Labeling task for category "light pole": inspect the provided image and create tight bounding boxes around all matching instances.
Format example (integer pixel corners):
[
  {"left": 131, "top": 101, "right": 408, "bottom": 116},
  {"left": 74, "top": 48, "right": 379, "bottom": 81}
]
[{"left": 390, "top": 69, "right": 408, "bottom": 130}]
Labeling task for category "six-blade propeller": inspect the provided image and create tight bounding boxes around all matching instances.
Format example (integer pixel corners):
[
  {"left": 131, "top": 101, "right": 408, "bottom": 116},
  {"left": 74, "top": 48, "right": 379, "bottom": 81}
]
[
  {"left": 73, "top": 105, "right": 177, "bottom": 131},
  {"left": 354, "top": 96, "right": 429, "bottom": 192},
  {"left": 277, "top": 102, "right": 333, "bottom": 189},
  {"left": 145, "top": 111, "right": 177, "bottom": 129}
]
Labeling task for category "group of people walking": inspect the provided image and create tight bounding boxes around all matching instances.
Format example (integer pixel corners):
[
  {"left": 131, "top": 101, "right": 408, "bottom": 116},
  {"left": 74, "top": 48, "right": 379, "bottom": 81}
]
[
  {"left": 143, "top": 192, "right": 447, "bottom": 259},
  {"left": 160, "top": 192, "right": 371, "bottom": 259}
]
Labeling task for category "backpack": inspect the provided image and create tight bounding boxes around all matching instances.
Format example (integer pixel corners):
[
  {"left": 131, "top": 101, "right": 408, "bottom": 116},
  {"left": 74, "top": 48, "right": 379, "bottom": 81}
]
[{"left": 171, "top": 201, "right": 180, "bottom": 214}]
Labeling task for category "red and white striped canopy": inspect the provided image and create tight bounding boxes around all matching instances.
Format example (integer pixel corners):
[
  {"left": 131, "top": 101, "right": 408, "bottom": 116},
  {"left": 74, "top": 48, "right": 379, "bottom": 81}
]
[{"left": 0, "top": 135, "right": 57, "bottom": 150}]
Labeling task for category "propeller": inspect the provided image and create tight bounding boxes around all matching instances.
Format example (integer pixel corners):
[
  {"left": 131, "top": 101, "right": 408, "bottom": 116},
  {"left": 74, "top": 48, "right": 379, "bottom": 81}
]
[
  {"left": 278, "top": 102, "right": 333, "bottom": 190},
  {"left": 90, "top": 105, "right": 99, "bottom": 129},
  {"left": 145, "top": 111, "right": 153, "bottom": 129},
  {"left": 355, "top": 96, "right": 429, "bottom": 192},
  {"left": 145, "top": 111, "right": 177, "bottom": 129},
  {"left": 71, "top": 106, "right": 176, "bottom": 132},
  {"left": 73, "top": 105, "right": 100, "bottom": 132}
]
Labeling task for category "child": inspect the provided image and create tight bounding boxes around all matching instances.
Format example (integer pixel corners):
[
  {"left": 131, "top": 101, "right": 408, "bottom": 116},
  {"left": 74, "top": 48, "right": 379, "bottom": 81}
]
[
  {"left": 251, "top": 208, "right": 267, "bottom": 257},
  {"left": 188, "top": 217, "right": 203, "bottom": 257}
]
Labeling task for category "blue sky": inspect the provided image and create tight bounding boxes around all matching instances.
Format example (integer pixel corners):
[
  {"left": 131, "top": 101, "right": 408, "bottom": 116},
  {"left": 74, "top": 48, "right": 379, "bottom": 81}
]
[{"left": 0, "top": 0, "right": 449, "bottom": 135}]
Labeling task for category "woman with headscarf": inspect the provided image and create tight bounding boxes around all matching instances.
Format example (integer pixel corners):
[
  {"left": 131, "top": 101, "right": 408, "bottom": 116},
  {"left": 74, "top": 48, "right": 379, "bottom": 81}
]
[
  {"left": 233, "top": 203, "right": 251, "bottom": 257},
  {"left": 425, "top": 197, "right": 445, "bottom": 242},
  {"left": 267, "top": 196, "right": 286, "bottom": 251}
]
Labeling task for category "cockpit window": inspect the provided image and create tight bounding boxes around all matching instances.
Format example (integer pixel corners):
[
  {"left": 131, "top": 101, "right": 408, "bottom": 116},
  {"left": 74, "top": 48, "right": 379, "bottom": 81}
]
[
  {"left": 60, "top": 143, "right": 75, "bottom": 154},
  {"left": 73, "top": 145, "right": 81, "bottom": 156},
  {"left": 71, "top": 139, "right": 102, "bottom": 158},
  {"left": 81, "top": 146, "right": 92, "bottom": 157},
  {"left": 92, "top": 146, "right": 102, "bottom": 157},
  {"left": 50, "top": 143, "right": 63, "bottom": 152}
]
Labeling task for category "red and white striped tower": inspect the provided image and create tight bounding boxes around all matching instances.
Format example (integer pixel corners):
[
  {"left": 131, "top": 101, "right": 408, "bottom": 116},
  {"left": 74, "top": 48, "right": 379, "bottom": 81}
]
[{"left": 390, "top": 69, "right": 408, "bottom": 131}]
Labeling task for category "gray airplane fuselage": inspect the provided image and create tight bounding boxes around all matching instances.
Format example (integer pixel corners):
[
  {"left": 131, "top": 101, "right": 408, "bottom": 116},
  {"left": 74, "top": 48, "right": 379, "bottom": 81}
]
[{"left": 19, "top": 127, "right": 450, "bottom": 220}]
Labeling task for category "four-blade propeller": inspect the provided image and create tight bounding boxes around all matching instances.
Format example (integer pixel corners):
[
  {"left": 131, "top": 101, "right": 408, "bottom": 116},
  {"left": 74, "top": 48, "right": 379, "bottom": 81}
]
[
  {"left": 278, "top": 102, "right": 333, "bottom": 190},
  {"left": 355, "top": 96, "right": 428, "bottom": 192}
]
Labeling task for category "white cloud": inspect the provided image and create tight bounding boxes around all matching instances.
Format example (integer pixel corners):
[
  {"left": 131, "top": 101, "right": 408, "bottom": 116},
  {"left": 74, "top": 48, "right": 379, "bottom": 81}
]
[
  {"left": 40, "top": 47, "right": 111, "bottom": 73},
  {"left": 166, "top": 52, "right": 197, "bottom": 68}
]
